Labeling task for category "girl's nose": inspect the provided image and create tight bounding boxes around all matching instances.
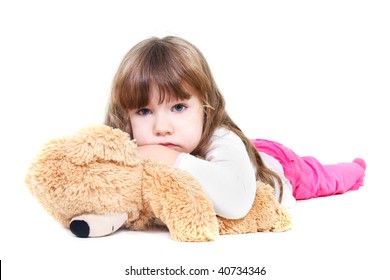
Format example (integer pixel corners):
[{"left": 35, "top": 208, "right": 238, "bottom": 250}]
[{"left": 153, "top": 113, "right": 173, "bottom": 136}]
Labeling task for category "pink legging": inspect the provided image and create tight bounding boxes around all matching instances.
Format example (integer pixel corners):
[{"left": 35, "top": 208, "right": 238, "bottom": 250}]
[{"left": 251, "top": 139, "right": 366, "bottom": 200}]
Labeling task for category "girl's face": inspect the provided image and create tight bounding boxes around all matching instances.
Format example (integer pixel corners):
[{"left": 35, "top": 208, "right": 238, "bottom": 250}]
[{"left": 128, "top": 86, "right": 204, "bottom": 154}]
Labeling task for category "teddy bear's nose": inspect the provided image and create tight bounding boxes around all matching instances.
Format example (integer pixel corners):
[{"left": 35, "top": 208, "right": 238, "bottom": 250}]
[{"left": 70, "top": 220, "right": 90, "bottom": 238}]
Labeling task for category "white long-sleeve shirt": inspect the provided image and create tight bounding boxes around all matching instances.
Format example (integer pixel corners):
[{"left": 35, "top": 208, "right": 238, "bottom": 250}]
[{"left": 174, "top": 128, "right": 295, "bottom": 219}]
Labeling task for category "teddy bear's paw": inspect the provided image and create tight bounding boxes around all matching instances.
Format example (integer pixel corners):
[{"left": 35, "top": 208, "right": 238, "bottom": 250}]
[
  {"left": 269, "top": 209, "right": 293, "bottom": 232},
  {"left": 69, "top": 212, "right": 128, "bottom": 238},
  {"left": 171, "top": 228, "right": 218, "bottom": 242},
  {"left": 168, "top": 218, "right": 219, "bottom": 242}
]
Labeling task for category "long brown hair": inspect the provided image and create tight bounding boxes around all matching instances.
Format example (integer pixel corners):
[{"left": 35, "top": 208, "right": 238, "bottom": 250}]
[{"left": 105, "top": 36, "right": 283, "bottom": 201}]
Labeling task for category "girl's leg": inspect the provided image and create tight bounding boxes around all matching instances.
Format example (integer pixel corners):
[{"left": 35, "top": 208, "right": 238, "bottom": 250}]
[{"left": 252, "top": 139, "right": 366, "bottom": 200}]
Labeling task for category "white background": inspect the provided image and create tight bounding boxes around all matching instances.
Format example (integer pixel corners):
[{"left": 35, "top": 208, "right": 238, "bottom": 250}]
[{"left": 1, "top": 0, "right": 389, "bottom": 279}]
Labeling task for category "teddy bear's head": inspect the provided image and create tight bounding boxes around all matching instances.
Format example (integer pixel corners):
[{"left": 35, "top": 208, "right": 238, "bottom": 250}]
[{"left": 25, "top": 125, "right": 144, "bottom": 227}]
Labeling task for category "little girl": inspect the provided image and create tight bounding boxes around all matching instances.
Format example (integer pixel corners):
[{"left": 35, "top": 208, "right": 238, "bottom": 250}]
[{"left": 70, "top": 36, "right": 366, "bottom": 238}]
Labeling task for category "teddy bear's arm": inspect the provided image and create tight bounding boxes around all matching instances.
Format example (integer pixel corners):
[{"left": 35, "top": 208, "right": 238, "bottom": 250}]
[{"left": 142, "top": 161, "right": 219, "bottom": 242}]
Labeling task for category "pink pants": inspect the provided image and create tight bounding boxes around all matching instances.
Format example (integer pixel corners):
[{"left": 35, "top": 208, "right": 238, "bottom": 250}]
[{"left": 251, "top": 139, "right": 366, "bottom": 200}]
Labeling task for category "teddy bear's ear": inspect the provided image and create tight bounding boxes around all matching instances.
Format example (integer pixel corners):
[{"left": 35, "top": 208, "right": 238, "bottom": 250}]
[{"left": 65, "top": 124, "right": 141, "bottom": 166}]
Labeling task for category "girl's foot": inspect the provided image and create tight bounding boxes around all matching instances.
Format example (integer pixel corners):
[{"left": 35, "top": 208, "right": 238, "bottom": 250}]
[
  {"left": 352, "top": 158, "right": 366, "bottom": 187},
  {"left": 70, "top": 212, "right": 128, "bottom": 238},
  {"left": 353, "top": 158, "right": 366, "bottom": 171}
]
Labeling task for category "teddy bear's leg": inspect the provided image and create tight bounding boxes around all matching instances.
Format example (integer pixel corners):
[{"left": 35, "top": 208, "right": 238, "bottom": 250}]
[
  {"left": 218, "top": 183, "right": 293, "bottom": 235},
  {"left": 70, "top": 212, "right": 128, "bottom": 238}
]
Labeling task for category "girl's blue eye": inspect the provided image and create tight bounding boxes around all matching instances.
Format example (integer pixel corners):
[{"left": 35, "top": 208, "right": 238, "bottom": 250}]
[
  {"left": 173, "top": 104, "right": 186, "bottom": 112},
  {"left": 137, "top": 108, "right": 151, "bottom": 115}
]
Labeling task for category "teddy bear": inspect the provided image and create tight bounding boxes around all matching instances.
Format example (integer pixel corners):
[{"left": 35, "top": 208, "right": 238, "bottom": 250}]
[{"left": 25, "top": 124, "right": 292, "bottom": 241}]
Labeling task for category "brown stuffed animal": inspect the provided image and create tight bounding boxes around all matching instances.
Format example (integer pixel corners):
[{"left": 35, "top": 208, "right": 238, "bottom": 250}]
[{"left": 25, "top": 125, "right": 292, "bottom": 242}]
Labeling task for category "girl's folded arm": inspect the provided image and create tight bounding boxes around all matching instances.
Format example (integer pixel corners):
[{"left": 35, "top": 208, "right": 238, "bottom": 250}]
[{"left": 174, "top": 129, "right": 257, "bottom": 219}]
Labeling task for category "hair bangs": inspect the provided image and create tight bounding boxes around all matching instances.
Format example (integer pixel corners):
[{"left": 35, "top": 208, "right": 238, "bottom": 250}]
[{"left": 119, "top": 42, "right": 195, "bottom": 110}]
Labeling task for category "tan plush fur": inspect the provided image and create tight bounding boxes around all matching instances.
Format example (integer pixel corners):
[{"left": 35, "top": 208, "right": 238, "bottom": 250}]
[{"left": 25, "top": 124, "right": 292, "bottom": 242}]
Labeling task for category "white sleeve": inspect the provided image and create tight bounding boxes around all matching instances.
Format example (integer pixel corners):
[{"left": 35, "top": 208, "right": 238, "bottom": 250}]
[{"left": 174, "top": 128, "right": 257, "bottom": 219}]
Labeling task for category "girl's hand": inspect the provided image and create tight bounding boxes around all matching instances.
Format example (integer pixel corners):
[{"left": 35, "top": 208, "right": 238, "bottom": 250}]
[{"left": 137, "top": 145, "right": 180, "bottom": 165}]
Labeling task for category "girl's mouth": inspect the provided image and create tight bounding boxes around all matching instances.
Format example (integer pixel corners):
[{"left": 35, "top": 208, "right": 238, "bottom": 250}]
[{"left": 159, "top": 142, "right": 178, "bottom": 149}]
